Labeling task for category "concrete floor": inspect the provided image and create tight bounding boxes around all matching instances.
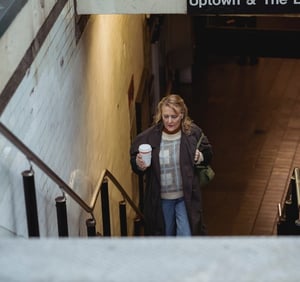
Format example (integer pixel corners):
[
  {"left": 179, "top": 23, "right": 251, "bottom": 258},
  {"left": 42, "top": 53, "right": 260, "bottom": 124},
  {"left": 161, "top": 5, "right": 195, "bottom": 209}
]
[{"left": 1, "top": 237, "right": 300, "bottom": 281}]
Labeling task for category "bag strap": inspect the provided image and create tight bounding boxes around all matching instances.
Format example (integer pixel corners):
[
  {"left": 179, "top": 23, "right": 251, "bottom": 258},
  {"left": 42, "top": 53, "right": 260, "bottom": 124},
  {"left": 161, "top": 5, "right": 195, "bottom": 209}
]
[{"left": 197, "top": 132, "right": 204, "bottom": 149}]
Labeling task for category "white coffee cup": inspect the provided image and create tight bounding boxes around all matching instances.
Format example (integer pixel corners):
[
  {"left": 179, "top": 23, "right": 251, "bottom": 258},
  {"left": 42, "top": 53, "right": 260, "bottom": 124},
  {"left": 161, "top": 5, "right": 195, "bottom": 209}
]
[{"left": 138, "top": 144, "right": 152, "bottom": 167}]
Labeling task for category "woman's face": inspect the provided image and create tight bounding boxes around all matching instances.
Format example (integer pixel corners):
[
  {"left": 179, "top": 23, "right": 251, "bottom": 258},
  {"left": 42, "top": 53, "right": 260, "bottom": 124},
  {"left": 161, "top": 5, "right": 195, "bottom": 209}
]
[{"left": 161, "top": 105, "right": 182, "bottom": 133}]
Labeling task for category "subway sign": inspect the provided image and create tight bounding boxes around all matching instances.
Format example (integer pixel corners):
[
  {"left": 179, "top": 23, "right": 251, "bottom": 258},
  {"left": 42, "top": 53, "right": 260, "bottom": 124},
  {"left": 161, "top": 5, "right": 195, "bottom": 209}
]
[{"left": 187, "top": 0, "right": 300, "bottom": 14}]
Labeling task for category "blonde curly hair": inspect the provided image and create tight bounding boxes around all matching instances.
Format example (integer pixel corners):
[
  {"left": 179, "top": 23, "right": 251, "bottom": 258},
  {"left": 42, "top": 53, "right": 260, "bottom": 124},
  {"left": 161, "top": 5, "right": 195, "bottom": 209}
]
[{"left": 153, "top": 94, "right": 193, "bottom": 134}]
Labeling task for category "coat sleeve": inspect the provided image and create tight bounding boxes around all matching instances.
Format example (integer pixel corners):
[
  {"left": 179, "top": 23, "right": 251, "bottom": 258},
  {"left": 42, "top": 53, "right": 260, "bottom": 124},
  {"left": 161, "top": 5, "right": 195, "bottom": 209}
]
[
  {"left": 130, "top": 134, "right": 144, "bottom": 175},
  {"left": 130, "top": 127, "right": 154, "bottom": 175}
]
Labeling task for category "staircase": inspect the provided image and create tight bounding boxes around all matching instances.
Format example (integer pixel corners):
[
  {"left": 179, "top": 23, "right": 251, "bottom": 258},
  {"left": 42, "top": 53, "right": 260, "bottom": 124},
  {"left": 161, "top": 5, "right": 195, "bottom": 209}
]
[{"left": 0, "top": 121, "right": 143, "bottom": 238}]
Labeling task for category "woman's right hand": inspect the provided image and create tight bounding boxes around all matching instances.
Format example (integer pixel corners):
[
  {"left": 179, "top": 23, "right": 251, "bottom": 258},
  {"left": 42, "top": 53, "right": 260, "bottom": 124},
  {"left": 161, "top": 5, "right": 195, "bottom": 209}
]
[{"left": 136, "top": 153, "right": 147, "bottom": 171}]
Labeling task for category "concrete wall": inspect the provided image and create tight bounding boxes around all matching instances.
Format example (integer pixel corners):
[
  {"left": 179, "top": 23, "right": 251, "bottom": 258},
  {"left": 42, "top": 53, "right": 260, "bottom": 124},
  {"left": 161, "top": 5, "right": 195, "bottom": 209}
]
[
  {"left": 0, "top": 0, "right": 147, "bottom": 237},
  {"left": 76, "top": 0, "right": 186, "bottom": 14}
]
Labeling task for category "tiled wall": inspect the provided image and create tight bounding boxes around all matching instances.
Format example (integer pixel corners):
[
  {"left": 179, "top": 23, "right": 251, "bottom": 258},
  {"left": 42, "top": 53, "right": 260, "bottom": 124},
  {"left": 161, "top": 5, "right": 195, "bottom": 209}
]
[{"left": 0, "top": 1, "right": 146, "bottom": 237}]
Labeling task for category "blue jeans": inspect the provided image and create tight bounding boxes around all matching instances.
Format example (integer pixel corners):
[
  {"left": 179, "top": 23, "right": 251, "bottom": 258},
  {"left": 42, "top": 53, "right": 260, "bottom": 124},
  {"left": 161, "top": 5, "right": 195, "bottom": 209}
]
[{"left": 161, "top": 197, "right": 191, "bottom": 236}]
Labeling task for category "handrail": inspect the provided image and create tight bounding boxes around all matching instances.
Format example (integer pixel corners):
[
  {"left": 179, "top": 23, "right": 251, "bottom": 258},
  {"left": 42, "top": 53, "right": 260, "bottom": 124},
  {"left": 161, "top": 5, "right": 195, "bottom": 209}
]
[
  {"left": 0, "top": 121, "right": 143, "bottom": 219},
  {"left": 294, "top": 167, "right": 300, "bottom": 224},
  {"left": 92, "top": 169, "right": 143, "bottom": 218}
]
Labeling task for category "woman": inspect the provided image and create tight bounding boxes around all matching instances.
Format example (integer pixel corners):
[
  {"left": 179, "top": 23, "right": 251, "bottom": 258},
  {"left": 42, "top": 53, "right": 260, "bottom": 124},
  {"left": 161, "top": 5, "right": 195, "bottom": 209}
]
[{"left": 130, "top": 94, "right": 213, "bottom": 236}]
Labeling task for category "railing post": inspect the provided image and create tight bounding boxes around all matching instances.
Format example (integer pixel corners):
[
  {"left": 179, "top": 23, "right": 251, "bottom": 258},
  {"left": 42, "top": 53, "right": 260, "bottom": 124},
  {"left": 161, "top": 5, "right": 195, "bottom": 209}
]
[
  {"left": 101, "top": 179, "right": 111, "bottom": 236},
  {"left": 290, "top": 177, "right": 299, "bottom": 221},
  {"left": 293, "top": 168, "right": 300, "bottom": 234},
  {"left": 119, "top": 201, "right": 127, "bottom": 236},
  {"left": 86, "top": 218, "right": 97, "bottom": 237},
  {"left": 134, "top": 217, "right": 143, "bottom": 236},
  {"left": 55, "top": 194, "right": 69, "bottom": 237},
  {"left": 22, "top": 170, "right": 40, "bottom": 237}
]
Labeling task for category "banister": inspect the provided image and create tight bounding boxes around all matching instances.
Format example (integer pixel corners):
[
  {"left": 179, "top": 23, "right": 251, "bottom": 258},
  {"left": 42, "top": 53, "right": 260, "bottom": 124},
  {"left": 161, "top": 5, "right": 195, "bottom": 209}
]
[
  {"left": 0, "top": 121, "right": 143, "bottom": 219},
  {"left": 0, "top": 122, "right": 91, "bottom": 211},
  {"left": 294, "top": 167, "right": 300, "bottom": 224},
  {"left": 96, "top": 169, "right": 143, "bottom": 218}
]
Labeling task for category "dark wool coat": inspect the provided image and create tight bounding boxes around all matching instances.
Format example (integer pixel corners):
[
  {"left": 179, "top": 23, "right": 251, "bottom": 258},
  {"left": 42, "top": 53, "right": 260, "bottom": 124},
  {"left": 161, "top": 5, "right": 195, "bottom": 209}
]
[{"left": 130, "top": 122, "right": 213, "bottom": 236}]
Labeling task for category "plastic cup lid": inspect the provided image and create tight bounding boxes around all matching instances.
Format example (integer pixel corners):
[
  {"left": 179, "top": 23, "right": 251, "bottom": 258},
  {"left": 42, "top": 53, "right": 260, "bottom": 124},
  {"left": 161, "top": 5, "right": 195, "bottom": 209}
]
[{"left": 138, "top": 144, "right": 152, "bottom": 152}]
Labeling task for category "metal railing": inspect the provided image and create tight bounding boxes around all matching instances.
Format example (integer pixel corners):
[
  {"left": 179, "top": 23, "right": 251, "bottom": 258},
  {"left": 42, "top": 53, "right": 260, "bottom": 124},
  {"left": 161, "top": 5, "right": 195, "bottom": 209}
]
[
  {"left": 0, "top": 121, "right": 143, "bottom": 228},
  {"left": 294, "top": 167, "right": 300, "bottom": 226},
  {"left": 277, "top": 167, "right": 300, "bottom": 235}
]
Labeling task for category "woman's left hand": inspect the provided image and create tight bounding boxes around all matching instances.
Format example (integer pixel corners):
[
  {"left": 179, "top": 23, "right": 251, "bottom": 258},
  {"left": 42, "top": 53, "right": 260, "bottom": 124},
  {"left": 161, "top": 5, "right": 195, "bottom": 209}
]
[{"left": 194, "top": 149, "right": 203, "bottom": 164}]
